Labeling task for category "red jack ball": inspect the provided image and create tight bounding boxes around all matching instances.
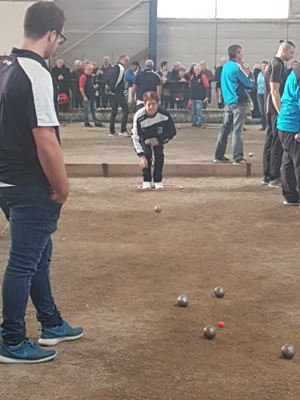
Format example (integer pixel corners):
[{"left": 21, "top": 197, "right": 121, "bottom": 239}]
[{"left": 218, "top": 321, "right": 225, "bottom": 328}]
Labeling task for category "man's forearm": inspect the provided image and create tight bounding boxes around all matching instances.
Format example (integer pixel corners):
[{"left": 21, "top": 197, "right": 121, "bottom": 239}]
[
  {"left": 131, "top": 85, "right": 137, "bottom": 98},
  {"left": 33, "top": 127, "right": 69, "bottom": 196},
  {"left": 36, "top": 137, "right": 69, "bottom": 195},
  {"left": 271, "top": 91, "right": 281, "bottom": 114},
  {"left": 157, "top": 86, "right": 162, "bottom": 101},
  {"left": 79, "top": 88, "right": 86, "bottom": 98}
]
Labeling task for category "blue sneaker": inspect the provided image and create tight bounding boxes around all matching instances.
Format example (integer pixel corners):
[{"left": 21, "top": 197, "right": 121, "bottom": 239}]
[
  {"left": 0, "top": 338, "right": 56, "bottom": 364},
  {"left": 38, "top": 320, "right": 84, "bottom": 346}
]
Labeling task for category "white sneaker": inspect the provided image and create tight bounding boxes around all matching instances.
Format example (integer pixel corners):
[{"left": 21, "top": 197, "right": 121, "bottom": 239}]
[
  {"left": 142, "top": 182, "right": 152, "bottom": 189},
  {"left": 118, "top": 131, "right": 131, "bottom": 137},
  {"left": 155, "top": 182, "right": 163, "bottom": 190}
]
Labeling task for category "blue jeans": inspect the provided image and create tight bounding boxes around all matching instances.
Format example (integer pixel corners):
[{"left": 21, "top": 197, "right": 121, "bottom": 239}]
[
  {"left": 0, "top": 185, "right": 62, "bottom": 346},
  {"left": 191, "top": 100, "right": 203, "bottom": 125},
  {"left": 257, "top": 93, "right": 267, "bottom": 130},
  {"left": 83, "top": 100, "right": 98, "bottom": 125},
  {"left": 214, "top": 103, "right": 248, "bottom": 162}
]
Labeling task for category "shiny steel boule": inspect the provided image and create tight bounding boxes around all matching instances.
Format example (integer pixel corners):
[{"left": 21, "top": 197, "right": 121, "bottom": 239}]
[
  {"left": 214, "top": 286, "right": 225, "bottom": 298},
  {"left": 281, "top": 344, "right": 296, "bottom": 360},
  {"left": 177, "top": 295, "right": 189, "bottom": 307},
  {"left": 204, "top": 325, "right": 217, "bottom": 340}
]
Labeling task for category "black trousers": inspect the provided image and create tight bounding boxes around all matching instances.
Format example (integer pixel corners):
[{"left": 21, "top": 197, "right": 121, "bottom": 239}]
[
  {"left": 109, "top": 94, "right": 129, "bottom": 133},
  {"left": 142, "top": 142, "right": 164, "bottom": 183},
  {"left": 263, "top": 113, "right": 283, "bottom": 180},
  {"left": 278, "top": 130, "right": 300, "bottom": 203},
  {"left": 101, "top": 94, "right": 110, "bottom": 108}
]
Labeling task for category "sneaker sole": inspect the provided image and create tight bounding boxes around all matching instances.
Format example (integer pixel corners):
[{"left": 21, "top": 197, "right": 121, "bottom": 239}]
[
  {"left": 38, "top": 332, "right": 84, "bottom": 346},
  {"left": 0, "top": 352, "right": 57, "bottom": 364},
  {"left": 268, "top": 184, "right": 281, "bottom": 188},
  {"left": 283, "top": 201, "right": 299, "bottom": 206},
  {"left": 213, "top": 160, "right": 230, "bottom": 163}
]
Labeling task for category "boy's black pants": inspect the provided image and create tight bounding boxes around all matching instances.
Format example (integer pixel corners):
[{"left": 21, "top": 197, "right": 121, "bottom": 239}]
[{"left": 141, "top": 142, "right": 164, "bottom": 183}]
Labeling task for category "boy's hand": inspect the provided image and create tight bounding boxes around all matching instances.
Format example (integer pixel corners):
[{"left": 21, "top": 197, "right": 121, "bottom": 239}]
[
  {"left": 149, "top": 138, "right": 159, "bottom": 147},
  {"left": 140, "top": 156, "right": 148, "bottom": 170}
]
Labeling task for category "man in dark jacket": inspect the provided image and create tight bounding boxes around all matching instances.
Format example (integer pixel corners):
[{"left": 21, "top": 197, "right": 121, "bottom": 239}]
[
  {"left": 95, "top": 55, "right": 113, "bottom": 109},
  {"left": 79, "top": 64, "right": 105, "bottom": 128},
  {"left": 189, "top": 64, "right": 210, "bottom": 128},
  {"left": 131, "top": 60, "right": 161, "bottom": 111},
  {"left": 70, "top": 60, "right": 83, "bottom": 109},
  {"left": 215, "top": 57, "right": 227, "bottom": 109},
  {"left": 107, "top": 54, "right": 130, "bottom": 136},
  {"left": 51, "top": 58, "right": 71, "bottom": 96}
]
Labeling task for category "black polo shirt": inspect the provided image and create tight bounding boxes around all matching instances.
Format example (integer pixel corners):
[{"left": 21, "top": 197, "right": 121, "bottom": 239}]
[
  {"left": 264, "top": 57, "right": 287, "bottom": 115},
  {"left": 134, "top": 69, "right": 161, "bottom": 102},
  {"left": 0, "top": 48, "right": 60, "bottom": 186}
]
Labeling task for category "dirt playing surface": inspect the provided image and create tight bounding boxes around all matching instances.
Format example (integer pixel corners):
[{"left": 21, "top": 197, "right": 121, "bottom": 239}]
[
  {"left": 1, "top": 176, "right": 300, "bottom": 400},
  {"left": 60, "top": 123, "right": 265, "bottom": 166}
]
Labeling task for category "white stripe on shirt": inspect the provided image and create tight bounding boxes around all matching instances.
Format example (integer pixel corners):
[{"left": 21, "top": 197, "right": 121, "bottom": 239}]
[{"left": 17, "top": 57, "right": 59, "bottom": 127}]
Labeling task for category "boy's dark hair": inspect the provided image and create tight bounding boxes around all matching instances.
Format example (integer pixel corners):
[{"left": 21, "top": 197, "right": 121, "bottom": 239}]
[
  {"left": 161, "top": 61, "right": 168, "bottom": 68},
  {"left": 261, "top": 60, "right": 269, "bottom": 65},
  {"left": 228, "top": 44, "right": 242, "bottom": 60},
  {"left": 143, "top": 91, "right": 159, "bottom": 104},
  {"left": 131, "top": 61, "right": 140, "bottom": 66},
  {"left": 24, "top": 1, "right": 65, "bottom": 39}
]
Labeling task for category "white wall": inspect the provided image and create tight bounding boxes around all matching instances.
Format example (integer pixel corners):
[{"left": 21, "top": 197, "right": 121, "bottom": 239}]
[{"left": 0, "top": 2, "right": 34, "bottom": 55}]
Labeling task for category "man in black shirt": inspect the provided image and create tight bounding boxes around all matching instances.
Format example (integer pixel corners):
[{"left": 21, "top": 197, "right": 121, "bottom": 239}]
[
  {"left": 263, "top": 40, "right": 295, "bottom": 187},
  {"left": 131, "top": 60, "right": 161, "bottom": 110},
  {"left": 107, "top": 54, "right": 130, "bottom": 136},
  {"left": 0, "top": 1, "right": 83, "bottom": 364}
]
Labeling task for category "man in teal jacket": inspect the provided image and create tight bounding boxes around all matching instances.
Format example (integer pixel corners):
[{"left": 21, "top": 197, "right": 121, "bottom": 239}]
[
  {"left": 277, "top": 65, "right": 300, "bottom": 206},
  {"left": 214, "top": 44, "right": 252, "bottom": 164}
]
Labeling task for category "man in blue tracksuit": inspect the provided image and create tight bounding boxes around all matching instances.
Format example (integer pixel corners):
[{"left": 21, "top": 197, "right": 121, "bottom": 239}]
[
  {"left": 277, "top": 65, "right": 300, "bottom": 206},
  {"left": 214, "top": 44, "right": 253, "bottom": 164}
]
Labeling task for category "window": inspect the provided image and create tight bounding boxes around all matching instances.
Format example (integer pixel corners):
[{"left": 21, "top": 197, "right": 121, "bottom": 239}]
[{"left": 158, "top": 0, "right": 290, "bottom": 19}]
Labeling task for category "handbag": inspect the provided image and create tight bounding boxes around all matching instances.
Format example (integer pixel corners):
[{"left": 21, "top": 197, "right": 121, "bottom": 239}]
[{"left": 172, "top": 92, "right": 184, "bottom": 102}]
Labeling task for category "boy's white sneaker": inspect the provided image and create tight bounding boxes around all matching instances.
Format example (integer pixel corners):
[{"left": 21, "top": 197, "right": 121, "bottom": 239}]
[
  {"left": 155, "top": 182, "right": 163, "bottom": 190},
  {"left": 142, "top": 182, "right": 152, "bottom": 189}
]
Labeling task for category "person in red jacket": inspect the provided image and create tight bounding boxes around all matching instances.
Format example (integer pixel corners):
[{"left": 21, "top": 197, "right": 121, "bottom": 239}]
[{"left": 189, "top": 64, "right": 210, "bottom": 128}]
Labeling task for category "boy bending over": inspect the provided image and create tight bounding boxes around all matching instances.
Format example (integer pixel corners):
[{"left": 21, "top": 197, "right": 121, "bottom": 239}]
[{"left": 132, "top": 92, "right": 176, "bottom": 189}]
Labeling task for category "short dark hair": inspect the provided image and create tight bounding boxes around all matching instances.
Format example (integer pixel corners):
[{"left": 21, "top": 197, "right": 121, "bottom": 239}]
[
  {"left": 119, "top": 54, "right": 129, "bottom": 61},
  {"left": 228, "top": 44, "right": 242, "bottom": 60},
  {"left": 279, "top": 39, "right": 296, "bottom": 48},
  {"left": 143, "top": 91, "right": 159, "bottom": 104},
  {"left": 161, "top": 61, "right": 168, "bottom": 68},
  {"left": 24, "top": 1, "right": 65, "bottom": 39},
  {"left": 131, "top": 61, "right": 139, "bottom": 66},
  {"left": 261, "top": 60, "right": 269, "bottom": 65}
]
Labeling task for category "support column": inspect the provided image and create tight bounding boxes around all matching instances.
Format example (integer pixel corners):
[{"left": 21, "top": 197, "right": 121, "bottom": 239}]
[{"left": 149, "top": 0, "right": 158, "bottom": 68}]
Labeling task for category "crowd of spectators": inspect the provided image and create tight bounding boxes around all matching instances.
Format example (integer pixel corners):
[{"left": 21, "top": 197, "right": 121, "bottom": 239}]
[{"left": 51, "top": 55, "right": 298, "bottom": 131}]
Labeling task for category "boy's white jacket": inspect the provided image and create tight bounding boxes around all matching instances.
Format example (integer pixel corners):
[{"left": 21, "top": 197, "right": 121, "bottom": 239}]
[{"left": 132, "top": 106, "right": 177, "bottom": 156}]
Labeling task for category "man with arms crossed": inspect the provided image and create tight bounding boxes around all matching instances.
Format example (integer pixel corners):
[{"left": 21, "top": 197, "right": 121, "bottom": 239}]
[
  {"left": 0, "top": 1, "right": 83, "bottom": 364},
  {"left": 262, "top": 40, "right": 295, "bottom": 188}
]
